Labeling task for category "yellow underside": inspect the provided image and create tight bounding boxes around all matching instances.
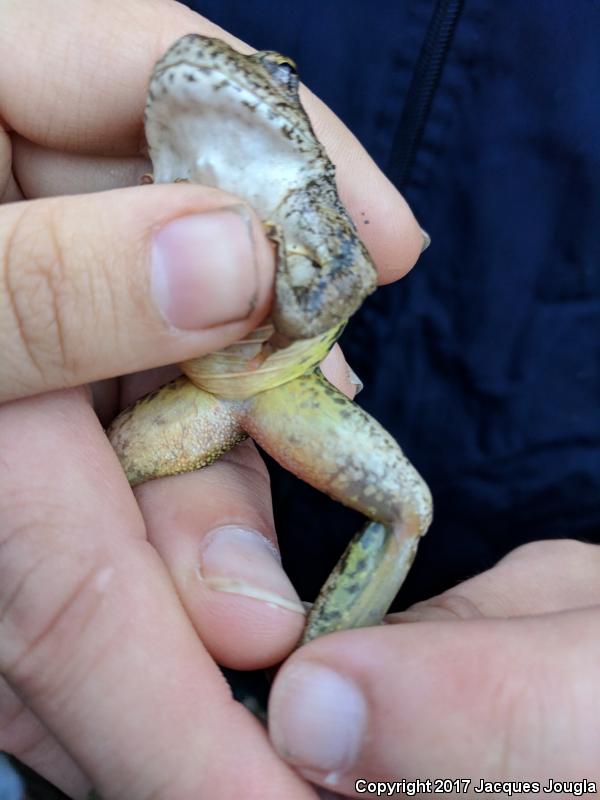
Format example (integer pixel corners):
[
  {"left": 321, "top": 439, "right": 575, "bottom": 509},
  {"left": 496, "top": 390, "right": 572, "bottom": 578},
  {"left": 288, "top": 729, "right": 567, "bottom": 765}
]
[{"left": 180, "top": 322, "right": 345, "bottom": 399}]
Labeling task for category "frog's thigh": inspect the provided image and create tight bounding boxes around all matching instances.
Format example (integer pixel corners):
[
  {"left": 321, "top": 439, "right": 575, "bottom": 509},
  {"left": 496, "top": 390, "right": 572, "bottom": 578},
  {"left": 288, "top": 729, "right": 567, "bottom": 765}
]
[
  {"left": 244, "top": 369, "right": 430, "bottom": 529},
  {"left": 243, "top": 369, "right": 432, "bottom": 641},
  {"left": 108, "top": 377, "right": 246, "bottom": 487}
]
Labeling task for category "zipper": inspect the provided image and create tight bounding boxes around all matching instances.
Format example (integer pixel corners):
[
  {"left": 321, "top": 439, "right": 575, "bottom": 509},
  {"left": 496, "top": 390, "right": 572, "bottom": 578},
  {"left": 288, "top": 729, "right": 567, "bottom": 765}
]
[{"left": 388, "top": 0, "right": 464, "bottom": 190}]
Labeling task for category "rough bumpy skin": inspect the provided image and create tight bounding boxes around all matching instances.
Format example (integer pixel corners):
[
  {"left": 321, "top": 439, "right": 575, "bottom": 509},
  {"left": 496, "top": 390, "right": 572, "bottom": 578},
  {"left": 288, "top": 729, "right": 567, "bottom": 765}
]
[
  {"left": 108, "top": 378, "right": 246, "bottom": 486},
  {"left": 108, "top": 34, "right": 433, "bottom": 643}
]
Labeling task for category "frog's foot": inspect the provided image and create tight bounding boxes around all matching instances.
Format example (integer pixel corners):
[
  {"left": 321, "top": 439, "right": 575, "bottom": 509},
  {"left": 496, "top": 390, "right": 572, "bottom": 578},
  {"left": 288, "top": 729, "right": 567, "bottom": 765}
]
[
  {"left": 299, "top": 520, "right": 421, "bottom": 643},
  {"left": 107, "top": 376, "right": 246, "bottom": 486},
  {"left": 242, "top": 369, "right": 432, "bottom": 643}
]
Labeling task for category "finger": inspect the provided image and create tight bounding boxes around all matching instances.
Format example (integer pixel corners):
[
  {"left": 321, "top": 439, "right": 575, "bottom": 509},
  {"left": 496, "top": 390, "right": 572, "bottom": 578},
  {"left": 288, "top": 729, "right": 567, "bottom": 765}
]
[
  {"left": 11, "top": 133, "right": 150, "bottom": 198},
  {"left": 135, "top": 440, "right": 306, "bottom": 670},
  {"left": 3, "top": 0, "right": 425, "bottom": 280},
  {"left": 0, "top": 132, "right": 21, "bottom": 204},
  {"left": 0, "top": 675, "right": 89, "bottom": 798},
  {"left": 14, "top": 134, "right": 424, "bottom": 287},
  {"left": 0, "top": 0, "right": 229, "bottom": 154},
  {"left": 269, "top": 607, "right": 600, "bottom": 792},
  {"left": 320, "top": 345, "right": 362, "bottom": 399},
  {"left": 393, "top": 539, "right": 600, "bottom": 622},
  {"left": 0, "top": 184, "right": 273, "bottom": 402},
  {"left": 0, "top": 389, "right": 315, "bottom": 799}
]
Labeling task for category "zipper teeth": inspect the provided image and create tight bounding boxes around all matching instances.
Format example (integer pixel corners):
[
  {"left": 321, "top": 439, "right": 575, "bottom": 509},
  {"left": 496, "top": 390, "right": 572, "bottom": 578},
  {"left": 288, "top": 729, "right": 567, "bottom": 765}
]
[{"left": 389, "top": 0, "right": 464, "bottom": 190}]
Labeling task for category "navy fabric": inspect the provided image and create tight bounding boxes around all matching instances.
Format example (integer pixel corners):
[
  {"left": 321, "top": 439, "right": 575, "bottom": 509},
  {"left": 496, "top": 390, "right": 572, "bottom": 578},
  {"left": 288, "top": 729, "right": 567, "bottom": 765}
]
[
  {"left": 188, "top": 1, "right": 600, "bottom": 606},
  {"left": 0, "top": 754, "right": 23, "bottom": 800}
]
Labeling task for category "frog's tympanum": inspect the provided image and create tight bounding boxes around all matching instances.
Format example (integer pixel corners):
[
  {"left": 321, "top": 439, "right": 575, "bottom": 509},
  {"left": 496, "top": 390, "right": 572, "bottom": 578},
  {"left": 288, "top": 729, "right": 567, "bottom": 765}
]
[{"left": 108, "top": 34, "right": 432, "bottom": 644}]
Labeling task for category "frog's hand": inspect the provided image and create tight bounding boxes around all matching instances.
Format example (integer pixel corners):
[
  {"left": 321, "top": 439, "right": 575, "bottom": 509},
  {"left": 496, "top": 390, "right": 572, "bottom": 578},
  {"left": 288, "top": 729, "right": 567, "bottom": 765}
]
[
  {"left": 243, "top": 369, "right": 432, "bottom": 643},
  {"left": 107, "top": 376, "right": 246, "bottom": 486},
  {"left": 271, "top": 186, "right": 378, "bottom": 341}
]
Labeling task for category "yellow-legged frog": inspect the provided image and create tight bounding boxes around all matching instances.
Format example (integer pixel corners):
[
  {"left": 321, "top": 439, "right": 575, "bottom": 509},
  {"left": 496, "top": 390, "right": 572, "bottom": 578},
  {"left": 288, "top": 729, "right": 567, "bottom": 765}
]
[{"left": 108, "top": 34, "right": 433, "bottom": 644}]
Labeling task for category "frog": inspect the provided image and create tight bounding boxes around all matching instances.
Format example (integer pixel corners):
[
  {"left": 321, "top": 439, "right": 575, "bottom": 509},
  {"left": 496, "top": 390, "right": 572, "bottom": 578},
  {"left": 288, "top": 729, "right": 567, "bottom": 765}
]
[{"left": 108, "top": 34, "right": 433, "bottom": 644}]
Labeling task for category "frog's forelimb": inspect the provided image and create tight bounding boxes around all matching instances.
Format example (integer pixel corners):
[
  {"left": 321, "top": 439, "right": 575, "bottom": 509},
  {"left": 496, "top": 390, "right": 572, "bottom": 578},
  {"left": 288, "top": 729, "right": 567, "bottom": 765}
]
[
  {"left": 268, "top": 184, "right": 377, "bottom": 342},
  {"left": 108, "top": 369, "right": 432, "bottom": 644}
]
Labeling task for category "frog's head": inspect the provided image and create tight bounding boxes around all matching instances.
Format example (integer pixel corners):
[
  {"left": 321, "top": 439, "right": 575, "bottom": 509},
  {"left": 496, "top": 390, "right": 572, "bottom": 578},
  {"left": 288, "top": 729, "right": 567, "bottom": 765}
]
[
  {"left": 145, "top": 34, "right": 328, "bottom": 219},
  {"left": 151, "top": 35, "right": 302, "bottom": 108},
  {"left": 146, "top": 35, "right": 378, "bottom": 342}
]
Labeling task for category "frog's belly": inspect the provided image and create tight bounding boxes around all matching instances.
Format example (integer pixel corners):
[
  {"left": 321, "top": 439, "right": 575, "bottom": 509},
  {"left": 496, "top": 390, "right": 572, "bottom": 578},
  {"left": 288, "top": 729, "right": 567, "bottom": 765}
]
[{"left": 181, "top": 322, "right": 343, "bottom": 399}]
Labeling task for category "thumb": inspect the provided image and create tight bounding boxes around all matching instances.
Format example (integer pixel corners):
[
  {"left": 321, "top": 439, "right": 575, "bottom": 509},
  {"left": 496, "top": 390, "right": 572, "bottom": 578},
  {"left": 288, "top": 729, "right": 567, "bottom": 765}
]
[
  {"left": 268, "top": 551, "right": 600, "bottom": 793},
  {"left": 0, "top": 183, "right": 273, "bottom": 401}
]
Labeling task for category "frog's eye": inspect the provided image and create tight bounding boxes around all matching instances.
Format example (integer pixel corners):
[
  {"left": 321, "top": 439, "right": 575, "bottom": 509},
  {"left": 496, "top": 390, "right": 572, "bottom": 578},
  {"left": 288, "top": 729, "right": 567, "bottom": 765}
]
[
  {"left": 274, "top": 55, "right": 297, "bottom": 74},
  {"left": 260, "top": 53, "right": 299, "bottom": 93}
]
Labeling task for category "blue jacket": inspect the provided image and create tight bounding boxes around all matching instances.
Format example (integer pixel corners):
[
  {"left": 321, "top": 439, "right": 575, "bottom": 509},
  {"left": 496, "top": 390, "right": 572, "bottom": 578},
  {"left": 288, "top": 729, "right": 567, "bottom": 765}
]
[{"left": 187, "top": 0, "right": 600, "bottom": 606}]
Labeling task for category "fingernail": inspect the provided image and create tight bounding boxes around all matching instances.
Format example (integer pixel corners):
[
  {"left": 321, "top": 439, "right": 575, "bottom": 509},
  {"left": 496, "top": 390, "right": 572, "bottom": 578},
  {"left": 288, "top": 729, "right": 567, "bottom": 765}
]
[
  {"left": 152, "top": 207, "right": 258, "bottom": 329},
  {"left": 269, "top": 662, "right": 367, "bottom": 772},
  {"left": 198, "top": 526, "right": 305, "bottom": 614},
  {"left": 420, "top": 226, "right": 431, "bottom": 253},
  {"left": 346, "top": 365, "right": 363, "bottom": 395}
]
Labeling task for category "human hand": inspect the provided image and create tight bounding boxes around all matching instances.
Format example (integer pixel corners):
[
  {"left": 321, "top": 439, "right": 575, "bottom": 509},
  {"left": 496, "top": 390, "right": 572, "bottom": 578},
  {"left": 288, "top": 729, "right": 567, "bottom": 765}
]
[
  {"left": 0, "top": 1, "right": 425, "bottom": 797},
  {"left": 269, "top": 539, "right": 600, "bottom": 796}
]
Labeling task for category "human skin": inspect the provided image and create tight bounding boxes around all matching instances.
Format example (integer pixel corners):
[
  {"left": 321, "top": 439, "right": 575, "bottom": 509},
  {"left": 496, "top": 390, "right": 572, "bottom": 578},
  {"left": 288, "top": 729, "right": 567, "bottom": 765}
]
[
  {"left": 0, "top": 1, "right": 423, "bottom": 798},
  {"left": 3, "top": 3, "right": 596, "bottom": 800},
  {"left": 269, "top": 540, "right": 600, "bottom": 796}
]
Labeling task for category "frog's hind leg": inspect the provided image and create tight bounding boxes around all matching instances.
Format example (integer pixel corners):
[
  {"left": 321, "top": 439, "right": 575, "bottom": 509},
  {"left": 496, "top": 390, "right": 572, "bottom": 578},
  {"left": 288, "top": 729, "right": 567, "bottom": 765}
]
[
  {"left": 242, "top": 369, "right": 432, "bottom": 643},
  {"left": 108, "top": 376, "right": 247, "bottom": 487}
]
